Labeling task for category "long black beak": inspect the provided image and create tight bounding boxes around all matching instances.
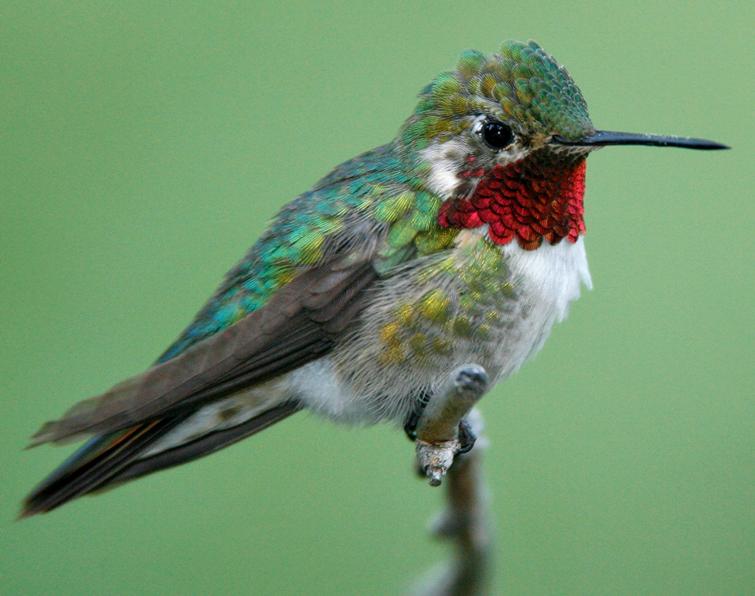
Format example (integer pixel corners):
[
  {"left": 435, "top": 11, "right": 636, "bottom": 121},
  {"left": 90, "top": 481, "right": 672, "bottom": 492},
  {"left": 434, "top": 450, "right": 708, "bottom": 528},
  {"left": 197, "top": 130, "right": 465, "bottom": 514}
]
[{"left": 553, "top": 130, "right": 729, "bottom": 150}]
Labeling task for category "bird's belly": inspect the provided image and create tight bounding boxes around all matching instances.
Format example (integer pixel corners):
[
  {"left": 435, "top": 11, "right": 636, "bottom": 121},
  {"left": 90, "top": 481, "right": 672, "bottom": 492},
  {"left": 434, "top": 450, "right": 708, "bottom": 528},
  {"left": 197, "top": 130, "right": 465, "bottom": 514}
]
[{"left": 287, "top": 234, "right": 591, "bottom": 424}]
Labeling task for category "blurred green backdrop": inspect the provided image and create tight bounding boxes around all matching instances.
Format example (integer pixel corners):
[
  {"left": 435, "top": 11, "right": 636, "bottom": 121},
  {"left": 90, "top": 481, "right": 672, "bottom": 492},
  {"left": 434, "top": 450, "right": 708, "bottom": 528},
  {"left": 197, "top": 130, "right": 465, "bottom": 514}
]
[{"left": 1, "top": 1, "right": 752, "bottom": 594}]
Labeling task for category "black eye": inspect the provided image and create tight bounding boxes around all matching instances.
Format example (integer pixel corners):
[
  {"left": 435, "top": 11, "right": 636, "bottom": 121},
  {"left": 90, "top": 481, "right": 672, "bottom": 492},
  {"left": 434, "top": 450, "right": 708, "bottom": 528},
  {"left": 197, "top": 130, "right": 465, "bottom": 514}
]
[{"left": 481, "top": 120, "right": 515, "bottom": 150}]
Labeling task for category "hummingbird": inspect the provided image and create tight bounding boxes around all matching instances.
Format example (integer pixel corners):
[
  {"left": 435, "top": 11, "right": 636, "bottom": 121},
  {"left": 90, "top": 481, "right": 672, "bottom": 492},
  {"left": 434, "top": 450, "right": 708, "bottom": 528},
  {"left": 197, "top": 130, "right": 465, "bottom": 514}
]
[{"left": 22, "top": 40, "right": 727, "bottom": 517}]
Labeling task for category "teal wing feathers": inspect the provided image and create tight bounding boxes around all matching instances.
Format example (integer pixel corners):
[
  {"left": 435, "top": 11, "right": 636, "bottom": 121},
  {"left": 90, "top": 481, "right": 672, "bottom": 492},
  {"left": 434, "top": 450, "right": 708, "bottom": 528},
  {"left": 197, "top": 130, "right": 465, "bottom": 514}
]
[{"left": 157, "top": 143, "right": 412, "bottom": 362}]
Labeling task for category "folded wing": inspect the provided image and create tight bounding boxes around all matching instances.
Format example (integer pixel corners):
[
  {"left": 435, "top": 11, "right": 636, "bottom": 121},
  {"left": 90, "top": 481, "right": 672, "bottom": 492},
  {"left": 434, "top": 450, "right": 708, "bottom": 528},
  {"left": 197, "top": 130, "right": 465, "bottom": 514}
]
[{"left": 30, "top": 254, "right": 378, "bottom": 446}]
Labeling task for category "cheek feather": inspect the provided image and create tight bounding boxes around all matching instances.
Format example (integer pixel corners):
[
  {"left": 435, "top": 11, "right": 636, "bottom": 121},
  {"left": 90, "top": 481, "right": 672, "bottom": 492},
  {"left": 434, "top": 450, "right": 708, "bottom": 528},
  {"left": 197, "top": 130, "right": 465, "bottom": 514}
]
[{"left": 438, "top": 157, "right": 587, "bottom": 250}]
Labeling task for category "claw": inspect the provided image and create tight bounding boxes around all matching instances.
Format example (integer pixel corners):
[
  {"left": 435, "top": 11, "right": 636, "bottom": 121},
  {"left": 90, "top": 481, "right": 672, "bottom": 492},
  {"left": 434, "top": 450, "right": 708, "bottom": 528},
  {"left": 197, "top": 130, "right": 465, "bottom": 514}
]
[
  {"left": 404, "top": 391, "right": 431, "bottom": 442},
  {"left": 457, "top": 418, "right": 477, "bottom": 454},
  {"left": 404, "top": 416, "right": 419, "bottom": 442}
]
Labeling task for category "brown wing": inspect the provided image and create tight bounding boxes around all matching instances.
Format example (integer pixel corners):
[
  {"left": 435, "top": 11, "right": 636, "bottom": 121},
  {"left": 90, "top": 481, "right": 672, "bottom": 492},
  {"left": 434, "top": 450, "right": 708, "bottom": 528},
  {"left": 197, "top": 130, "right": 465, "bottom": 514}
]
[{"left": 30, "top": 254, "right": 378, "bottom": 446}]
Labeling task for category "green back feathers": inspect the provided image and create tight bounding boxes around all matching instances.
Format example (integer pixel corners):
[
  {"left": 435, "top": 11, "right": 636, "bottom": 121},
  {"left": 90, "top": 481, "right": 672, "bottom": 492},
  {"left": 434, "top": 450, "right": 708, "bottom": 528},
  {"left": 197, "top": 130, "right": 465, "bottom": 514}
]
[
  {"left": 402, "top": 40, "right": 593, "bottom": 149},
  {"left": 158, "top": 144, "right": 454, "bottom": 361}
]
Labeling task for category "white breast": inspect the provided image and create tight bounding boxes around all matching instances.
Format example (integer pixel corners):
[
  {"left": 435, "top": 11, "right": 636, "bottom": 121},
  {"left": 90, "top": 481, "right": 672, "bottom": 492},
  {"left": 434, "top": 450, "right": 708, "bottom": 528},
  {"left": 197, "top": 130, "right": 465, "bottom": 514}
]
[
  {"left": 488, "top": 236, "right": 592, "bottom": 379},
  {"left": 504, "top": 236, "right": 592, "bottom": 322}
]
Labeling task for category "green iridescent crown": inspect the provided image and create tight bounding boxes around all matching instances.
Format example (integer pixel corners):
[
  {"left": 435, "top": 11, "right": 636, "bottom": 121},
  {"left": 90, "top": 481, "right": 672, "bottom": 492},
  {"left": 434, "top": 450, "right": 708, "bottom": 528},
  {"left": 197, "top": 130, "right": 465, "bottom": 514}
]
[{"left": 402, "top": 40, "right": 594, "bottom": 148}]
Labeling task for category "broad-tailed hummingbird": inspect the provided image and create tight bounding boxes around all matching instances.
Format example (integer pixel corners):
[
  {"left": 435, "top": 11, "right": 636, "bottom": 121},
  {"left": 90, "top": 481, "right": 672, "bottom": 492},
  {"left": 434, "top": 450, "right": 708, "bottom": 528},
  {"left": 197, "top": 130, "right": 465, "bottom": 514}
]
[{"left": 22, "top": 40, "right": 727, "bottom": 516}]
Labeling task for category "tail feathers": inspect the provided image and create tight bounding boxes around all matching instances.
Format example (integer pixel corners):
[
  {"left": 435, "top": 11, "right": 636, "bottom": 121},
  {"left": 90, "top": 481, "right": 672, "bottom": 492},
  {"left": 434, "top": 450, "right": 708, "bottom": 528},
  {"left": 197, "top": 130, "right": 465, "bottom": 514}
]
[
  {"left": 103, "top": 401, "right": 301, "bottom": 487},
  {"left": 21, "top": 416, "right": 188, "bottom": 518},
  {"left": 21, "top": 402, "right": 300, "bottom": 518}
]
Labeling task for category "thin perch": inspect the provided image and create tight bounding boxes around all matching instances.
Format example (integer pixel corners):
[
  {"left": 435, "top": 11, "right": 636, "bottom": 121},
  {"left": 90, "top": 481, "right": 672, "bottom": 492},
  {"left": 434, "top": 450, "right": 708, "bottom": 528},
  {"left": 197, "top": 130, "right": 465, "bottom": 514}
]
[{"left": 413, "top": 364, "right": 493, "bottom": 596}]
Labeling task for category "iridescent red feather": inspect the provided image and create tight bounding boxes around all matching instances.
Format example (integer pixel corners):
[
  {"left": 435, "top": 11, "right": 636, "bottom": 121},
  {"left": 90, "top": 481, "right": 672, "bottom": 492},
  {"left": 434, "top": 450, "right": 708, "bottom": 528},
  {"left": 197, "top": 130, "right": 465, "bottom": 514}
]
[{"left": 439, "top": 156, "right": 587, "bottom": 250}]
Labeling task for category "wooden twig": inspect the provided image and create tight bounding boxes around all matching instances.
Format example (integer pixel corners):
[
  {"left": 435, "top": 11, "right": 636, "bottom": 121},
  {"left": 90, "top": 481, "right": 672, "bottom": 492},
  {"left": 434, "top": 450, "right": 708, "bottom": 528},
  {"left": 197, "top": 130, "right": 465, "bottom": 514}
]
[{"left": 412, "top": 365, "right": 493, "bottom": 596}]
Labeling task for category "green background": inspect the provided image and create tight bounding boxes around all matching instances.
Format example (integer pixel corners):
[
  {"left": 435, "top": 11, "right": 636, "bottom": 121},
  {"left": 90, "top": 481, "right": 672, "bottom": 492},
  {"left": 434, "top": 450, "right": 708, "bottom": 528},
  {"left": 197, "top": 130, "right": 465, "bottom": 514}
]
[{"left": 2, "top": 2, "right": 752, "bottom": 594}]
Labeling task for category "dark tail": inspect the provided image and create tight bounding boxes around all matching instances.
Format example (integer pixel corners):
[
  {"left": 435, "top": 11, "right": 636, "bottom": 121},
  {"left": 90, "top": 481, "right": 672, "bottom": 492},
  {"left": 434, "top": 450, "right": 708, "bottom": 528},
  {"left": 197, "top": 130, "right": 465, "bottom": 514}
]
[{"left": 21, "top": 402, "right": 300, "bottom": 518}]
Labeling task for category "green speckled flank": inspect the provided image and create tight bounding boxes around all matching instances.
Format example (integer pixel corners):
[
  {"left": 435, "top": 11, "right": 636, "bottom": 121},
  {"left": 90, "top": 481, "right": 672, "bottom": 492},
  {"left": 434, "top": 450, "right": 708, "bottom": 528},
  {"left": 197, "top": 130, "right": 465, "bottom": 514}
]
[
  {"left": 378, "top": 237, "right": 515, "bottom": 366},
  {"left": 401, "top": 39, "right": 593, "bottom": 150}
]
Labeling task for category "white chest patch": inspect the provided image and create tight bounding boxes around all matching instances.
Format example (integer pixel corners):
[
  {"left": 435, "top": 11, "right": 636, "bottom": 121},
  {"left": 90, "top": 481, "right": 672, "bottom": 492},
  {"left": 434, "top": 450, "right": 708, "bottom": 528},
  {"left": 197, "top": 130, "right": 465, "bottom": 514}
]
[
  {"left": 478, "top": 236, "right": 591, "bottom": 378},
  {"left": 502, "top": 236, "right": 592, "bottom": 323}
]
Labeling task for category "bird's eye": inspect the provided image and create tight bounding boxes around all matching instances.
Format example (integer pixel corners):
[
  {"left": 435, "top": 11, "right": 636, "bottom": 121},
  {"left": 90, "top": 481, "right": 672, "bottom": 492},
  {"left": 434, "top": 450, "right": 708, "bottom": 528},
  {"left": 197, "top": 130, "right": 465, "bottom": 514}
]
[{"left": 481, "top": 120, "right": 515, "bottom": 150}]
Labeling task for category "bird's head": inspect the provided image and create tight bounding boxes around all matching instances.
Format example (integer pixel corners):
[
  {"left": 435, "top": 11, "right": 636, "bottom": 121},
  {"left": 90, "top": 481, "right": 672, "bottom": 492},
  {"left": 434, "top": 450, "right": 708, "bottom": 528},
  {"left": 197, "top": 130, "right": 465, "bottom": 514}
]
[{"left": 398, "top": 40, "right": 727, "bottom": 248}]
